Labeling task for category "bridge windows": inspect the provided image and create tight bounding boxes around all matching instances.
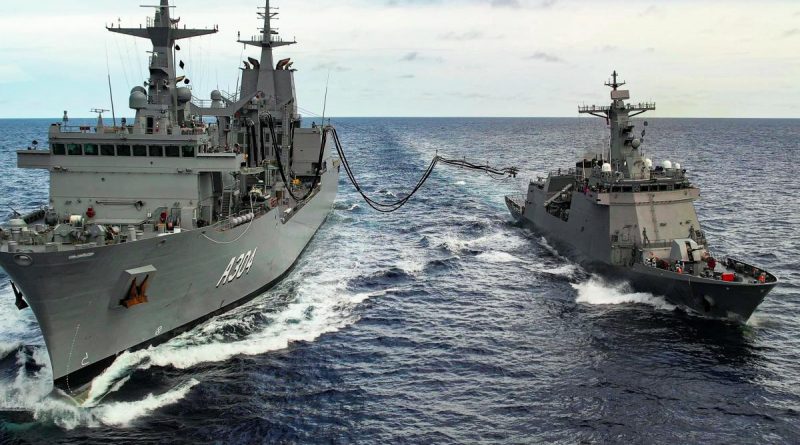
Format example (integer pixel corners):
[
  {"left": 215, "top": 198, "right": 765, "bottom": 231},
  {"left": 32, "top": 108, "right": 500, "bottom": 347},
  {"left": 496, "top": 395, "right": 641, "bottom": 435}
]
[
  {"left": 49, "top": 142, "right": 198, "bottom": 159},
  {"left": 165, "top": 146, "right": 180, "bottom": 157},
  {"left": 148, "top": 145, "right": 164, "bottom": 157},
  {"left": 83, "top": 144, "right": 99, "bottom": 156}
]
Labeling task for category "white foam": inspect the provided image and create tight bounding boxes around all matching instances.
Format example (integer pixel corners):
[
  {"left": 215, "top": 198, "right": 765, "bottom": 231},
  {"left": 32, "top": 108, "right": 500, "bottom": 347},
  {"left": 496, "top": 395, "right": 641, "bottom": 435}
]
[
  {"left": 83, "top": 259, "right": 379, "bottom": 408},
  {"left": 537, "top": 236, "right": 571, "bottom": 262},
  {"left": 476, "top": 251, "right": 520, "bottom": 263},
  {"left": 436, "top": 228, "right": 527, "bottom": 254},
  {"left": 0, "top": 226, "right": 384, "bottom": 429},
  {"left": 396, "top": 259, "right": 425, "bottom": 274},
  {"left": 573, "top": 276, "right": 676, "bottom": 311},
  {"left": 454, "top": 180, "right": 466, "bottom": 185},
  {"left": 526, "top": 263, "right": 581, "bottom": 277},
  {"left": 92, "top": 379, "right": 199, "bottom": 427}
]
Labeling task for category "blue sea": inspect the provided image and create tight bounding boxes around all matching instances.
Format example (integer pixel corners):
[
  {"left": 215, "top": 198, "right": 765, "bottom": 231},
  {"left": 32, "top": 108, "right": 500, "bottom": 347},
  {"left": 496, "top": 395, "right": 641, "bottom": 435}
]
[{"left": 0, "top": 117, "right": 799, "bottom": 444}]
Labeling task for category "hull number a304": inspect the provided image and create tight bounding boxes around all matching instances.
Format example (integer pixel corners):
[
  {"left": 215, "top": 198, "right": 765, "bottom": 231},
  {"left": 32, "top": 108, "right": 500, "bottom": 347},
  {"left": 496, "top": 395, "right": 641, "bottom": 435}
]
[{"left": 216, "top": 248, "right": 258, "bottom": 287}]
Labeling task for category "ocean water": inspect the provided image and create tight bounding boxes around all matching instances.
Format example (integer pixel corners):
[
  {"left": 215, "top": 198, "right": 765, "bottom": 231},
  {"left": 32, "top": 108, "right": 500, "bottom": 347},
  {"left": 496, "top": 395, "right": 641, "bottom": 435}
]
[{"left": 0, "top": 117, "right": 798, "bottom": 444}]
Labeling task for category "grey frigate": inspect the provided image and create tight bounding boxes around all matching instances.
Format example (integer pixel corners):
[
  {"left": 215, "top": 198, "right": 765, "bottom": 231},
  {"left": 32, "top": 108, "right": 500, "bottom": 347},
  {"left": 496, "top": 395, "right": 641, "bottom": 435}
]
[
  {"left": 0, "top": 0, "right": 339, "bottom": 397},
  {"left": 506, "top": 72, "right": 777, "bottom": 321}
]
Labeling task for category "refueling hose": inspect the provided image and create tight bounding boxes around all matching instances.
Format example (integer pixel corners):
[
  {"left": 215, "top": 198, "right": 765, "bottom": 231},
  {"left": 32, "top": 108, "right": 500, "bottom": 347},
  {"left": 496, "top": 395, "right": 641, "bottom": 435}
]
[{"left": 264, "top": 114, "right": 518, "bottom": 212}]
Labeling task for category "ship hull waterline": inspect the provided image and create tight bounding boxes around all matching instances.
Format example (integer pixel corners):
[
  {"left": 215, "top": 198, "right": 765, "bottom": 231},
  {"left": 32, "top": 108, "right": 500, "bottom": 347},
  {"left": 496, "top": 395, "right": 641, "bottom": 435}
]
[
  {"left": 506, "top": 198, "right": 775, "bottom": 321},
  {"left": 0, "top": 169, "right": 338, "bottom": 397}
]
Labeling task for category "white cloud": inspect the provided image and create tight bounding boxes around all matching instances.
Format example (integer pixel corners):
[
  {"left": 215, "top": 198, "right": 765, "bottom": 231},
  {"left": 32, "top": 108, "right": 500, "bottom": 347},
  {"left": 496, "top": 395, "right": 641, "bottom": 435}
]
[{"left": 0, "top": 0, "right": 798, "bottom": 118}]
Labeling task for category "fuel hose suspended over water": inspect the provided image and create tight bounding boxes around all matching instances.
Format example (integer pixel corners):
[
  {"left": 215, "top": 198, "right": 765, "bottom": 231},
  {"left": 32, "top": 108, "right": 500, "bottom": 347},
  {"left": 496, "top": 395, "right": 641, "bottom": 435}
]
[
  {"left": 330, "top": 126, "right": 518, "bottom": 213},
  {"left": 264, "top": 114, "right": 518, "bottom": 212}
]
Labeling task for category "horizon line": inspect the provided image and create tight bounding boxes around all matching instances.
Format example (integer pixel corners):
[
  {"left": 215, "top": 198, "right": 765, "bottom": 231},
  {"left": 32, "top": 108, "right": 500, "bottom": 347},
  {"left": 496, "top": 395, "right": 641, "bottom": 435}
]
[{"left": 1, "top": 116, "right": 798, "bottom": 120}]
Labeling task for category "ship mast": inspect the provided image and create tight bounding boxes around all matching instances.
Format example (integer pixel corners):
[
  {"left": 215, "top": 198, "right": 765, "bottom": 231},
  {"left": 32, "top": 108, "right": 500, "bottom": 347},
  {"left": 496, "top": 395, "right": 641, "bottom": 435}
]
[
  {"left": 237, "top": 0, "right": 297, "bottom": 111},
  {"left": 107, "top": 0, "right": 218, "bottom": 127},
  {"left": 578, "top": 70, "right": 656, "bottom": 179}
]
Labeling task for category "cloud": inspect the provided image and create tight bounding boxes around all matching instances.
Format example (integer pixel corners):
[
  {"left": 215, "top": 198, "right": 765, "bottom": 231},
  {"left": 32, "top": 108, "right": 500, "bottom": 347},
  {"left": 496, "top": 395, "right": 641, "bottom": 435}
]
[
  {"left": 399, "top": 74, "right": 415, "bottom": 79},
  {"left": 399, "top": 52, "right": 443, "bottom": 63},
  {"left": 638, "top": 5, "right": 659, "bottom": 17},
  {"left": 0, "top": 64, "right": 26, "bottom": 83},
  {"left": 490, "top": 0, "right": 520, "bottom": 8},
  {"left": 782, "top": 28, "right": 800, "bottom": 37},
  {"left": 312, "top": 62, "right": 350, "bottom": 72},
  {"left": 527, "top": 51, "right": 563, "bottom": 63},
  {"left": 439, "top": 30, "right": 483, "bottom": 41}
]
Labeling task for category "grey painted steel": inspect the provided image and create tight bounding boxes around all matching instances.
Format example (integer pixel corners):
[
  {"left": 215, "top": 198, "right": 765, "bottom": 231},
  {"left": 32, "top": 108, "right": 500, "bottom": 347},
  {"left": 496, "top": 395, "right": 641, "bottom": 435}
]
[
  {"left": 506, "top": 72, "right": 777, "bottom": 321},
  {"left": 0, "top": 0, "right": 340, "bottom": 397}
]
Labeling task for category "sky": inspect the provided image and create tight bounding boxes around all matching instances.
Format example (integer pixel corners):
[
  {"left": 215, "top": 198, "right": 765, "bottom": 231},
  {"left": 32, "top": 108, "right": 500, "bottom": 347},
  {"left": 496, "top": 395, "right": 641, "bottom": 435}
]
[{"left": 0, "top": 0, "right": 798, "bottom": 118}]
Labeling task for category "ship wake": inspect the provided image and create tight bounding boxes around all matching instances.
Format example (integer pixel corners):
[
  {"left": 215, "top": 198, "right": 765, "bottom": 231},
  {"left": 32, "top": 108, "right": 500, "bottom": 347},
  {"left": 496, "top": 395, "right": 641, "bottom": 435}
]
[
  {"left": 0, "top": 258, "right": 381, "bottom": 429},
  {"left": 572, "top": 275, "right": 676, "bottom": 311}
]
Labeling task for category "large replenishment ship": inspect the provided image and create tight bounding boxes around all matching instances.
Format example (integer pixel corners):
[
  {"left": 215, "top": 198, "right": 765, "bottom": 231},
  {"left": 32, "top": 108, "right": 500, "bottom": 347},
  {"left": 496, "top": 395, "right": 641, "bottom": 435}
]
[{"left": 0, "top": 0, "right": 338, "bottom": 397}]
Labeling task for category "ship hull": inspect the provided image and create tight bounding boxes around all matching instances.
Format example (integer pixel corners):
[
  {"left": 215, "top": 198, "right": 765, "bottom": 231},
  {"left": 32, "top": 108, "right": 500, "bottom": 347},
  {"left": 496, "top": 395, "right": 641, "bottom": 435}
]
[
  {"left": 506, "top": 196, "right": 775, "bottom": 321},
  {"left": 0, "top": 168, "right": 338, "bottom": 396}
]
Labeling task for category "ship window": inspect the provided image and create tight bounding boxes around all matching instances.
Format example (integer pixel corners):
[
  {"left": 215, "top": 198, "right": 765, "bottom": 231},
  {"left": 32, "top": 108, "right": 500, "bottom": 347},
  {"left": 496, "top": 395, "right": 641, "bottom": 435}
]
[
  {"left": 117, "top": 145, "right": 131, "bottom": 156},
  {"left": 83, "top": 144, "right": 99, "bottom": 156},
  {"left": 100, "top": 144, "right": 115, "bottom": 156},
  {"left": 148, "top": 145, "right": 164, "bottom": 157},
  {"left": 181, "top": 145, "right": 195, "bottom": 157},
  {"left": 67, "top": 143, "right": 82, "bottom": 155},
  {"left": 133, "top": 145, "right": 147, "bottom": 156},
  {"left": 165, "top": 145, "right": 180, "bottom": 157},
  {"left": 52, "top": 143, "right": 66, "bottom": 155}
]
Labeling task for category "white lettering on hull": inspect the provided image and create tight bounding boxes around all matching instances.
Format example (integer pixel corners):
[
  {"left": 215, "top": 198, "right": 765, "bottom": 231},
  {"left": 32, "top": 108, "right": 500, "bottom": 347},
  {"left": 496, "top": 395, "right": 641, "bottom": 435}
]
[{"left": 216, "top": 248, "right": 258, "bottom": 287}]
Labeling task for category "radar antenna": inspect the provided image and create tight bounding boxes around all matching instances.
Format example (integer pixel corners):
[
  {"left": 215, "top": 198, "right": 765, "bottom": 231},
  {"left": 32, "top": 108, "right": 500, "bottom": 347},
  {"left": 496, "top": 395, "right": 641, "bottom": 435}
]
[{"left": 605, "top": 70, "right": 626, "bottom": 91}]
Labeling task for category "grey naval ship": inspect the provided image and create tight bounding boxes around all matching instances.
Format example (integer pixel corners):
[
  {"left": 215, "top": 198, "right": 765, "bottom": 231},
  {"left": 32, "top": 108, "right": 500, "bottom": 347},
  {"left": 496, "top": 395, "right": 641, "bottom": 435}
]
[
  {"left": 506, "top": 72, "right": 777, "bottom": 321},
  {"left": 0, "top": 0, "right": 339, "bottom": 397}
]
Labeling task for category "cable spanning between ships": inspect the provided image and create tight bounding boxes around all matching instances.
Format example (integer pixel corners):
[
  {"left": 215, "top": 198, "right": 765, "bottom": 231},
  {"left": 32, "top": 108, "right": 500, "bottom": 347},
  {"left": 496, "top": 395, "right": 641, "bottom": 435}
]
[
  {"left": 334, "top": 129, "right": 518, "bottom": 212},
  {"left": 262, "top": 114, "right": 518, "bottom": 212}
]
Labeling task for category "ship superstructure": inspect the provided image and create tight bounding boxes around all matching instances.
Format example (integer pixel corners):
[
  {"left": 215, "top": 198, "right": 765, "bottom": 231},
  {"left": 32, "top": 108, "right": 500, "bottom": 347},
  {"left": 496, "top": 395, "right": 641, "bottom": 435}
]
[
  {"left": 506, "top": 72, "right": 777, "bottom": 320},
  {"left": 0, "top": 0, "right": 338, "bottom": 397}
]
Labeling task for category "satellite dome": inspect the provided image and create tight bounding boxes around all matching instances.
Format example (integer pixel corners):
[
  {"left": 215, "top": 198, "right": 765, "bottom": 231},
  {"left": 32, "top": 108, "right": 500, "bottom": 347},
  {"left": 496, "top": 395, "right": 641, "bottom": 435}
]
[
  {"left": 210, "top": 90, "right": 222, "bottom": 101},
  {"left": 176, "top": 87, "right": 192, "bottom": 104},
  {"left": 631, "top": 138, "right": 641, "bottom": 149},
  {"left": 130, "top": 86, "right": 147, "bottom": 95},
  {"left": 644, "top": 158, "right": 653, "bottom": 168},
  {"left": 674, "top": 162, "right": 681, "bottom": 170},
  {"left": 662, "top": 160, "right": 672, "bottom": 169},
  {"left": 601, "top": 163, "right": 612, "bottom": 173},
  {"left": 129, "top": 90, "right": 147, "bottom": 110}
]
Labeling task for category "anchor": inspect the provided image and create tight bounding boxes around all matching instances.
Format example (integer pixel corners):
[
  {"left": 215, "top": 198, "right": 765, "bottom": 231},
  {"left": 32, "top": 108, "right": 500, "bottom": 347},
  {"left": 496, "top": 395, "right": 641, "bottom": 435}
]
[
  {"left": 9, "top": 281, "right": 28, "bottom": 310},
  {"left": 120, "top": 275, "right": 150, "bottom": 308}
]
